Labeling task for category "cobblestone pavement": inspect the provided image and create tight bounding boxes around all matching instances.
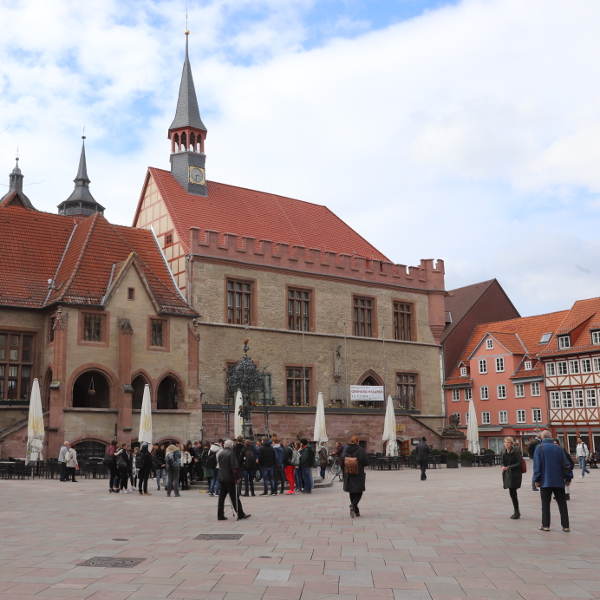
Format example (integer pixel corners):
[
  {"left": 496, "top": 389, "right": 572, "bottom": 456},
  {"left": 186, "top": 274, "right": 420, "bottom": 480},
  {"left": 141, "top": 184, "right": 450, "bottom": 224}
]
[{"left": 1, "top": 466, "right": 598, "bottom": 600}]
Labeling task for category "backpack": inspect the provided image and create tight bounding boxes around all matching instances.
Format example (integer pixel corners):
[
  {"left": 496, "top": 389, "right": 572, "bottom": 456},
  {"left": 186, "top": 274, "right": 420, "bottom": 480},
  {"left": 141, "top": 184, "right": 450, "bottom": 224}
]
[
  {"left": 243, "top": 447, "right": 256, "bottom": 468},
  {"left": 135, "top": 454, "right": 144, "bottom": 469},
  {"left": 527, "top": 438, "right": 540, "bottom": 458},
  {"left": 344, "top": 456, "right": 359, "bottom": 474},
  {"left": 205, "top": 451, "right": 217, "bottom": 469},
  {"left": 290, "top": 448, "right": 300, "bottom": 466},
  {"left": 103, "top": 452, "right": 113, "bottom": 465},
  {"left": 166, "top": 453, "right": 175, "bottom": 468}
]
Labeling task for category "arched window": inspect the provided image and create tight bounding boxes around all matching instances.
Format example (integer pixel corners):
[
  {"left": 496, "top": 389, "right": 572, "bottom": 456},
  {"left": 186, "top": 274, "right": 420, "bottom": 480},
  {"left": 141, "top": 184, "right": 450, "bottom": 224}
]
[
  {"left": 131, "top": 375, "right": 149, "bottom": 410},
  {"left": 190, "top": 132, "right": 196, "bottom": 152},
  {"left": 174, "top": 133, "right": 180, "bottom": 151},
  {"left": 73, "top": 371, "right": 110, "bottom": 408},
  {"left": 181, "top": 132, "right": 187, "bottom": 152},
  {"left": 73, "top": 440, "right": 106, "bottom": 462},
  {"left": 157, "top": 375, "right": 179, "bottom": 410},
  {"left": 357, "top": 372, "right": 383, "bottom": 409}
]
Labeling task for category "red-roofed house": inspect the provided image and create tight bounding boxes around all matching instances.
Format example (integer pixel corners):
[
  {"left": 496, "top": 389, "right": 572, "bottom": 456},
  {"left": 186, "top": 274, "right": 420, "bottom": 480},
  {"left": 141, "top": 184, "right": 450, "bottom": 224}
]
[{"left": 132, "top": 34, "right": 452, "bottom": 450}]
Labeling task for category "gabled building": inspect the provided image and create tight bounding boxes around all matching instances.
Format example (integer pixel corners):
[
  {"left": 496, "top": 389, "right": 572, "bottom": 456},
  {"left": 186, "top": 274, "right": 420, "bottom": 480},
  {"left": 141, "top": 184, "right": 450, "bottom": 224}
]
[{"left": 0, "top": 144, "right": 198, "bottom": 460}]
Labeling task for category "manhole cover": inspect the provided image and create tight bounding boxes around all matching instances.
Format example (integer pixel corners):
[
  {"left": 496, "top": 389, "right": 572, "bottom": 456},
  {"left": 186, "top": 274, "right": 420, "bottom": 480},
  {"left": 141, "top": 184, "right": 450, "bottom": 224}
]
[
  {"left": 77, "top": 557, "right": 146, "bottom": 568},
  {"left": 195, "top": 534, "right": 243, "bottom": 541},
  {"left": 112, "top": 539, "right": 129, "bottom": 541}
]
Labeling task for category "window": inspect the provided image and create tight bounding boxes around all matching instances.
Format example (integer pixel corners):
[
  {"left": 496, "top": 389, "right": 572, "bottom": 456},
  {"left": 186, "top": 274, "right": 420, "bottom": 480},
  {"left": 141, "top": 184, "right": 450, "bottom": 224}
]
[
  {"left": 354, "top": 296, "right": 374, "bottom": 337},
  {"left": 150, "top": 319, "right": 166, "bottom": 347},
  {"left": 532, "top": 408, "right": 542, "bottom": 423},
  {"left": 558, "top": 335, "right": 570, "bottom": 349},
  {"left": 570, "top": 360, "right": 580, "bottom": 375},
  {"left": 127, "top": 288, "right": 135, "bottom": 301},
  {"left": 82, "top": 314, "right": 104, "bottom": 342},
  {"left": 452, "top": 389, "right": 460, "bottom": 402},
  {"left": 582, "top": 358, "right": 592, "bottom": 374},
  {"left": 516, "top": 409, "right": 526, "bottom": 423},
  {"left": 499, "top": 410, "right": 508, "bottom": 424},
  {"left": 452, "top": 412, "right": 461, "bottom": 425},
  {"left": 478, "top": 359, "right": 487, "bottom": 374},
  {"left": 515, "top": 383, "right": 525, "bottom": 398},
  {"left": 227, "top": 279, "right": 252, "bottom": 325},
  {"left": 165, "top": 231, "right": 173, "bottom": 246},
  {"left": 393, "top": 301, "right": 413, "bottom": 341},
  {"left": 460, "top": 367, "right": 467, "bottom": 377},
  {"left": 286, "top": 367, "right": 311, "bottom": 406},
  {"left": 465, "top": 412, "right": 469, "bottom": 424},
  {"left": 486, "top": 339, "right": 494, "bottom": 350},
  {"left": 397, "top": 373, "right": 418, "bottom": 410},
  {"left": 531, "top": 382, "right": 540, "bottom": 396},
  {"left": 550, "top": 391, "right": 560, "bottom": 409},
  {"left": 594, "top": 358, "right": 600, "bottom": 372},
  {"left": 482, "top": 411, "right": 490, "bottom": 424},
  {"left": 0, "top": 333, "right": 34, "bottom": 401},
  {"left": 574, "top": 390, "right": 584, "bottom": 408},
  {"left": 592, "top": 331, "right": 600, "bottom": 345},
  {"left": 495, "top": 357, "right": 505, "bottom": 372},
  {"left": 557, "top": 362, "right": 568, "bottom": 375},
  {"left": 48, "top": 316, "right": 56, "bottom": 343},
  {"left": 465, "top": 388, "right": 472, "bottom": 401},
  {"left": 546, "top": 363, "right": 556, "bottom": 376},
  {"left": 540, "top": 332, "right": 552, "bottom": 344},
  {"left": 586, "top": 389, "right": 597, "bottom": 408},
  {"left": 561, "top": 390, "right": 573, "bottom": 408},
  {"left": 497, "top": 385, "right": 506, "bottom": 399},
  {"left": 524, "top": 361, "right": 532, "bottom": 371},
  {"left": 288, "top": 288, "right": 311, "bottom": 331},
  {"left": 480, "top": 386, "right": 489, "bottom": 400}
]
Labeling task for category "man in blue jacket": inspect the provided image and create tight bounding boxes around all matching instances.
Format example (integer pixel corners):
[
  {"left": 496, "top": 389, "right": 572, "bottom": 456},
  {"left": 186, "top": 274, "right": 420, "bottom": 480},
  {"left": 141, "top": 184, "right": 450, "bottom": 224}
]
[{"left": 533, "top": 430, "right": 571, "bottom": 532}]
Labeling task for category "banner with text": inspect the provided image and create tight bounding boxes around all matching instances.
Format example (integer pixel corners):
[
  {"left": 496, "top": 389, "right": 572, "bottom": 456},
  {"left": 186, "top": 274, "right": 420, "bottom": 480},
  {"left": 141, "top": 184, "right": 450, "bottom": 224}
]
[{"left": 350, "top": 385, "right": 384, "bottom": 402}]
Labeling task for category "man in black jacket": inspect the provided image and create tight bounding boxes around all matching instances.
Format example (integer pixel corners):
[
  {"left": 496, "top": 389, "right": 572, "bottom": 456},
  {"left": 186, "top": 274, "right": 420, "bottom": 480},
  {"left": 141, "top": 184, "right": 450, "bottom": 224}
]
[
  {"left": 415, "top": 437, "right": 430, "bottom": 480},
  {"left": 217, "top": 440, "right": 251, "bottom": 521},
  {"left": 258, "top": 438, "right": 276, "bottom": 496}
]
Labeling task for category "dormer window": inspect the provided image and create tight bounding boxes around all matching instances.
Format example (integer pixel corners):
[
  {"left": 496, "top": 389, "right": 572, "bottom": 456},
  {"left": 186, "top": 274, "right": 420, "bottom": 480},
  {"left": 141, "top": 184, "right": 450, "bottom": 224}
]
[
  {"left": 460, "top": 367, "right": 467, "bottom": 377},
  {"left": 524, "top": 361, "right": 532, "bottom": 371},
  {"left": 486, "top": 339, "right": 494, "bottom": 350},
  {"left": 558, "top": 335, "right": 570, "bottom": 349},
  {"left": 592, "top": 331, "right": 600, "bottom": 345},
  {"left": 540, "top": 333, "right": 552, "bottom": 344}
]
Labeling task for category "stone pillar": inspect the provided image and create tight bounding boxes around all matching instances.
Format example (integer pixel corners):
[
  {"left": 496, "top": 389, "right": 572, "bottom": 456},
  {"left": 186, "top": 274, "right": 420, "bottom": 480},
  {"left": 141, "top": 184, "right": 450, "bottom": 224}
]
[
  {"left": 48, "top": 307, "right": 68, "bottom": 458},
  {"left": 117, "top": 318, "right": 134, "bottom": 443}
]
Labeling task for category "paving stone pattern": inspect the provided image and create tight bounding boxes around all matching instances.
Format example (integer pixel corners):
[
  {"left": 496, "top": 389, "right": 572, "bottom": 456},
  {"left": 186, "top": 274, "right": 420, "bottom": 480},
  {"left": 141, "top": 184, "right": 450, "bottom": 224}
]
[{"left": 0, "top": 468, "right": 598, "bottom": 600}]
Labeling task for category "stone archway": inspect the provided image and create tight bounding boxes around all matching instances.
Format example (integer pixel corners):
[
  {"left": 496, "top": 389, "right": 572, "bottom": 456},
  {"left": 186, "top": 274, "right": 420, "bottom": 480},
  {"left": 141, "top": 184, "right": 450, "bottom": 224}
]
[
  {"left": 157, "top": 375, "right": 180, "bottom": 410},
  {"left": 73, "top": 370, "right": 110, "bottom": 408},
  {"left": 131, "top": 374, "right": 149, "bottom": 411}
]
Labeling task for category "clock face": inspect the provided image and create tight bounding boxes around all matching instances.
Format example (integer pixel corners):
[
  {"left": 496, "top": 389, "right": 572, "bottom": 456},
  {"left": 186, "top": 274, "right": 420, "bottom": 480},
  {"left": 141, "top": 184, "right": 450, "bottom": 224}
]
[{"left": 189, "top": 166, "right": 205, "bottom": 185}]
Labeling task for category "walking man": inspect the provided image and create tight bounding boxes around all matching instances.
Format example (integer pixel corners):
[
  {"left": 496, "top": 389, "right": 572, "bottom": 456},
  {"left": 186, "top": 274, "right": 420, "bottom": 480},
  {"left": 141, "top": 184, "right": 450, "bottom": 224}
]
[
  {"left": 576, "top": 437, "right": 591, "bottom": 478},
  {"left": 217, "top": 440, "right": 251, "bottom": 521},
  {"left": 533, "top": 430, "right": 571, "bottom": 532},
  {"left": 415, "top": 437, "right": 430, "bottom": 480},
  {"left": 58, "top": 441, "right": 70, "bottom": 482}
]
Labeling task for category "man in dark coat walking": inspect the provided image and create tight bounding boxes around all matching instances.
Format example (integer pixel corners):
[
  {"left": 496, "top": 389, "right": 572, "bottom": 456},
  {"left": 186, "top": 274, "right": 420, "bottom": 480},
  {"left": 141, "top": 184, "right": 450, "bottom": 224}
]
[
  {"left": 217, "top": 440, "right": 251, "bottom": 521},
  {"left": 340, "top": 436, "right": 369, "bottom": 518},
  {"left": 415, "top": 437, "right": 430, "bottom": 480}
]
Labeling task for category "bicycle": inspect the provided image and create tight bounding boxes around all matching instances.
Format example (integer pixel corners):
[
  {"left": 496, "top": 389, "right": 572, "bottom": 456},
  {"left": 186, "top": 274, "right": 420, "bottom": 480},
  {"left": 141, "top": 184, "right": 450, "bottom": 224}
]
[{"left": 328, "top": 456, "right": 343, "bottom": 482}]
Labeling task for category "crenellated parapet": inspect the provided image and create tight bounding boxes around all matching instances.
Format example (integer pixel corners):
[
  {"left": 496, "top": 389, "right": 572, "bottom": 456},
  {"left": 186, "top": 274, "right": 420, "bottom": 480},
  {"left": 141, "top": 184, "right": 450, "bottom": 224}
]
[{"left": 189, "top": 227, "right": 445, "bottom": 292}]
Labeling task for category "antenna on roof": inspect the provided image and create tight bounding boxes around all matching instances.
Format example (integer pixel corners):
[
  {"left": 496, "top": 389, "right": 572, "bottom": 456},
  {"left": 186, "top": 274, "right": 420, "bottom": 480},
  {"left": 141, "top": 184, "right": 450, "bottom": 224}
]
[{"left": 186, "top": 0, "right": 188, "bottom": 31}]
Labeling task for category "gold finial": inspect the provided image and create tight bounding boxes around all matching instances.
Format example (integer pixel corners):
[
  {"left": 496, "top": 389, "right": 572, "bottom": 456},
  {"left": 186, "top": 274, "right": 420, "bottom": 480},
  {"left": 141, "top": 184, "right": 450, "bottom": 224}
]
[{"left": 185, "top": 29, "right": 190, "bottom": 35}]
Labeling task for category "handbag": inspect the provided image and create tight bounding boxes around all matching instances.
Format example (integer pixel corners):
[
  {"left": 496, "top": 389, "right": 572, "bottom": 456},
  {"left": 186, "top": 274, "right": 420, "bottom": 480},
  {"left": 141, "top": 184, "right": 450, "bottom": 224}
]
[{"left": 255, "top": 470, "right": 262, "bottom": 482}]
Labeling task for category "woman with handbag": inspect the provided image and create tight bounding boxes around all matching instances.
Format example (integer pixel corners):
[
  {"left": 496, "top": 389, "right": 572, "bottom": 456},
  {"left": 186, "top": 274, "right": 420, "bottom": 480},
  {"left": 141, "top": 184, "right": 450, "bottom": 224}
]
[
  {"left": 340, "top": 436, "right": 369, "bottom": 518},
  {"left": 65, "top": 444, "right": 79, "bottom": 483},
  {"left": 501, "top": 437, "right": 523, "bottom": 519}
]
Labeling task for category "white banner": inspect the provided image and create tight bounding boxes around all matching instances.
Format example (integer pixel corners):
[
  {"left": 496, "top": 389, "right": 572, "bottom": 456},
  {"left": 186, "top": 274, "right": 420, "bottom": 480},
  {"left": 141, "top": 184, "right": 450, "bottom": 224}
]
[{"left": 350, "top": 385, "right": 384, "bottom": 402}]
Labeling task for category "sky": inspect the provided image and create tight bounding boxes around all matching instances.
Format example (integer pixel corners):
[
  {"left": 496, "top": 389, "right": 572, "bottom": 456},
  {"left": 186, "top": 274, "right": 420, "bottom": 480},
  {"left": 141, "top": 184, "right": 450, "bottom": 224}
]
[{"left": 1, "top": 0, "right": 599, "bottom": 318}]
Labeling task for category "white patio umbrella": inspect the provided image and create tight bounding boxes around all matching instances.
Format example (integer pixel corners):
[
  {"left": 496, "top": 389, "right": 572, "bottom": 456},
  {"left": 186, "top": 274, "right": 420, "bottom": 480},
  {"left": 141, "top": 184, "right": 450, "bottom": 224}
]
[
  {"left": 234, "top": 390, "right": 243, "bottom": 439},
  {"left": 25, "top": 379, "right": 44, "bottom": 465},
  {"left": 382, "top": 395, "right": 398, "bottom": 456},
  {"left": 467, "top": 398, "right": 481, "bottom": 454},
  {"left": 313, "top": 391, "right": 328, "bottom": 445},
  {"left": 138, "top": 384, "right": 153, "bottom": 446}
]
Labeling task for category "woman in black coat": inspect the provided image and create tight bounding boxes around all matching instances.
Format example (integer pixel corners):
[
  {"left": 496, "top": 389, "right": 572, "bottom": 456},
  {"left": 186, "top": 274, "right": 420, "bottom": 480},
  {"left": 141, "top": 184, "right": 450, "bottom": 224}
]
[
  {"left": 137, "top": 442, "right": 153, "bottom": 496},
  {"left": 501, "top": 436, "right": 523, "bottom": 519},
  {"left": 340, "top": 436, "right": 369, "bottom": 518}
]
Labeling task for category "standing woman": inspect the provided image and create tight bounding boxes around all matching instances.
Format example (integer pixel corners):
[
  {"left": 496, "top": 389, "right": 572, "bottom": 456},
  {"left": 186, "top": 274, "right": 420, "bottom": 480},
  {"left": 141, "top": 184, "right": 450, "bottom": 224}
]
[
  {"left": 138, "top": 442, "right": 153, "bottom": 495},
  {"left": 340, "top": 436, "right": 369, "bottom": 518},
  {"left": 501, "top": 437, "right": 523, "bottom": 519},
  {"left": 107, "top": 439, "right": 119, "bottom": 493},
  {"left": 115, "top": 443, "right": 131, "bottom": 493}
]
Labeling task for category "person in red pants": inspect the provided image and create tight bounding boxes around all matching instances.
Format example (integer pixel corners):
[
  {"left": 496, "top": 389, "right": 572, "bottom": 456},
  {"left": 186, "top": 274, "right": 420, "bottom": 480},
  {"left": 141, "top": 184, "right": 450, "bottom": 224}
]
[{"left": 282, "top": 438, "right": 298, "bottom": 494}]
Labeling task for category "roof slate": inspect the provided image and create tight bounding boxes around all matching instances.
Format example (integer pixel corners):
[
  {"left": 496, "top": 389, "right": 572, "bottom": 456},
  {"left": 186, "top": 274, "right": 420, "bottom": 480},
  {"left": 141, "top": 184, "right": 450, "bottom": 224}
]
[{"left": 145, "top": 168, "right": 389, "bottom": 261}]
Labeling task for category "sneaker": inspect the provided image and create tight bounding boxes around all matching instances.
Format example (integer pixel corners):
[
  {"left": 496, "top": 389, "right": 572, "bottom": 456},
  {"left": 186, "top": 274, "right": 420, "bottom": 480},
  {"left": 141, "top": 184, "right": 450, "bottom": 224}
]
[
  {"left": 580, "top": 475, "right": 584, "bottom": 478},
  {"left": 532, "top": 489, "right": 539, "bottom": 492},
  {"left": 259, "top": 493, "right": 268, "bottom": 496}
]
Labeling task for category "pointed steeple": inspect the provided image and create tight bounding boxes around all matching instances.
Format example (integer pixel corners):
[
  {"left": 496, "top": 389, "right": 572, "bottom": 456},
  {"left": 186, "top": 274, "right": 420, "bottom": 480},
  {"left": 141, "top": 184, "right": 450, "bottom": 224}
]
[
  {"left": 57, "top": 136, "right": 105, "bottom": 217},
  {"left": 168, "top": 31, "right": 208, "bottom": 198},
  {"left": 0, "top": 157, "right": 35, "bottom": 209}
]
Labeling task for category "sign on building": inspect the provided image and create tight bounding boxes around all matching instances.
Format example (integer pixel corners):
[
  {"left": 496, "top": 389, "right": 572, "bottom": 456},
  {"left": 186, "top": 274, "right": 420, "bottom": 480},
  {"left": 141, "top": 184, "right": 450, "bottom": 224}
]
[{"left": 350, "top": 386, "right": 384, "bottom": 402}]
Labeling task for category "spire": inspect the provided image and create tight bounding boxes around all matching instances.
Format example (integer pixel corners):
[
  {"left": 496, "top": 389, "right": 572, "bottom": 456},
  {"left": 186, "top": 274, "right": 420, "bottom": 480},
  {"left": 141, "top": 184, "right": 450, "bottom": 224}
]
[
  {"left": 0, "top": 157, "right": 35, "bottom": 209},
  {"left": 57, "top": 136, "right": 105, "bottom": 217},
  {"left": 169, "top": 31, "right": 207, "bottom": 132}
]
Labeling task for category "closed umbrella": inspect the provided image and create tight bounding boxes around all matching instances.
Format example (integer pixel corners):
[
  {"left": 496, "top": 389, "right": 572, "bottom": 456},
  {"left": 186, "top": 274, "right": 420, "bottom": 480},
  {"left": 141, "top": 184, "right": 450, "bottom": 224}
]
[
  {"left": 138, "top": 384, "right": 153, "bottom": 446},
  {"left": 467, "top": 398, "right": 480, "bottom": 454},
  {"left": 382, "top": 395, "right": 398, "bottom": 456},
  {"left": 313, "top": 392, "right": 328, "bottom": 444},
  {"left": 234, "top": 390, "right": 243, "bottom": 439},
  {"left": 26, "top": 379, "right": 44, "bottom": 465}
]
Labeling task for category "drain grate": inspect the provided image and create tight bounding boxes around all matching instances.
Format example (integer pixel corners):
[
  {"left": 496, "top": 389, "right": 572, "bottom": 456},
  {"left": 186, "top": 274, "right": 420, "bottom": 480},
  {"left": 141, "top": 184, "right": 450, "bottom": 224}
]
[
  {"left": 77, "top": 557, "right": 146, "bottom": 568},
  {"left": 195, "top": 534, "right": 243, "bottom": 541},
  {"left": 112, "top": 539, "right": 129, "bottom": 541}
]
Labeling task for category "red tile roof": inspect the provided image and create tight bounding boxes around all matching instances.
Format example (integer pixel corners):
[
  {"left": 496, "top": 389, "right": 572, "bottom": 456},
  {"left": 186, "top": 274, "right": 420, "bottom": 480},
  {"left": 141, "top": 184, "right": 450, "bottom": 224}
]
[
  {"left": 142, "top": 168, "right": 389, "bottom": 261},
  {"left": 0, "top": 205, "right": 194, "bottom": 315}
]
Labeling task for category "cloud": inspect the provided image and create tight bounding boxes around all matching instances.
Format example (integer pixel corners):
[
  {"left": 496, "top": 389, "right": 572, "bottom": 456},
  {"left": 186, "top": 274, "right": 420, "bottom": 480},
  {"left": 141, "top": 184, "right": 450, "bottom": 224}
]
[{"left": 1, "top": 0, "right": 600, "bottom": 317}]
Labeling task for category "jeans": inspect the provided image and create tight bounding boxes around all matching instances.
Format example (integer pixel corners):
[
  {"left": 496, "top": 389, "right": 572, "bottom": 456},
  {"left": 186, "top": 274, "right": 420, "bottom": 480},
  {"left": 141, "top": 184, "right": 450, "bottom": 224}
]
[
  {"left": 300, "top": 467, "right": 313, "bottom": 492},
  {"left": 210, "top": 469, "right": 221, "bottom": 494},
  {"left": 284, "top": 465, "right": 295, "bottom": 492},
  {"left": 319, "top": 465, "right": 326, "bottom": 479},
  {"left": 261, "top": 467, "right": 275, "bottom": 494},
  {"left": 531, "top": 474, "right": 537, "bottom": 491},
  {"left": 155, "top": 468, "right": 167, "bottom": 488},
  {"left": 243, "top": 468, "right": 256, "bottom": 494},
  {"left": 166, "top": 466, "right": 180, "bottom": 496},
  {"left": 540, "top": 487, "right": 569, "bottom": 529},
  {"left": 295, "top": 467, "right": 302, "bottom": 491},
  {"left": 274, "top": 464, "right": 285, "bottom": 493},
  {"left": 579, "top": 456, "right": 590, "bottom": 477}
]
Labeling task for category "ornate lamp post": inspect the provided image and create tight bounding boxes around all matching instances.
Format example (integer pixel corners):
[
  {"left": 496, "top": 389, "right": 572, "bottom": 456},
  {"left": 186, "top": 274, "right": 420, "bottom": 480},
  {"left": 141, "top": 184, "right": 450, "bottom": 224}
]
[{"left": 226, "top": 339, "right": 266, "bottom": 439}]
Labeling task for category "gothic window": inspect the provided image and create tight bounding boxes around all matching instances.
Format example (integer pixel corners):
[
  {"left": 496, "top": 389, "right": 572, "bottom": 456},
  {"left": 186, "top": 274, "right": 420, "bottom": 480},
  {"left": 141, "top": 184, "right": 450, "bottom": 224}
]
[
  {"left": 353, "top": 296, "right": 375, "bottom": 337},
  {"left": 393, "top": 301, "right": 413, "bottom": 341},
  {"left": 286, "top": 367, "right": 311, "bottom": 406},
  {"left": 82, "top": 314, "right": 104, "bottom": 342},
  {"left": 0, "top": 333, "right": 34, "bottom": 401},
  {"left": 227, "top": 279, "right": 253, "bottom": 325},
  {"left": 288, "top": 288, "right": 311, "bottom": 331}
]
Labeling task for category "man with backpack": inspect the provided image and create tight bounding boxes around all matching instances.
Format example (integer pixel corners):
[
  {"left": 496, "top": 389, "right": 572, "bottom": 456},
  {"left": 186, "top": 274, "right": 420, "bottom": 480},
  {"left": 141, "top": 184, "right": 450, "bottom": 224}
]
[
  {"left": 165, "top": 444, "right": 181, "bottom": 497},
  {"left": 258, "top": 438, "right": 276, "bottom": 496},
  {"left": 282, "top": 438, "right": 298, "bottom": 494},
  {"left": 527, "top": 432, "right": 542, "bottom": 491},
  {"left": 298, "top": 438, "right": 315, "bottom": 494},
  {"left": 341, "top": 436, "right": 369, "bottom": 518}
]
